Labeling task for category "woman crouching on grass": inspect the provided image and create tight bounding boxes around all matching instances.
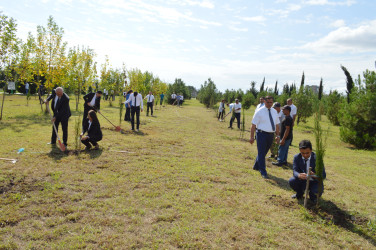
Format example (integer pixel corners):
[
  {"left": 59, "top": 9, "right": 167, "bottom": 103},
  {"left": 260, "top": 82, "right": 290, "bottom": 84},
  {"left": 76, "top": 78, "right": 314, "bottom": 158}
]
[{"left": 80, "top": 110, "right": 103, "bottom": 150}]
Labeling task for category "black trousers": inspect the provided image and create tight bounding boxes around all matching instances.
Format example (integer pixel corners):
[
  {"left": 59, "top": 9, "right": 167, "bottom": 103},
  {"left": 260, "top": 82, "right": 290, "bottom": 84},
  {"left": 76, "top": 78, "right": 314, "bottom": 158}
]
[
  {"left": 147, "top": 102, "right": 153, "bottom": 115},
  {"left": 160, "top": 99, "right": 163, "bottom": 105},
  {"left": 218, "top": 110, "right": 225, "bottom": 120},
  {"left": 124, "top": 107, "right": 131, "bottom": 121},
  {"left": 51, "top": 119, "right": 68, "bottom": 146},
  {"left": 131, "top": 106, "right": 140, "bottom": 130},
  {"left": 230, "top": 113, "right": 241, "bottom": 128},
  {"left": 81, "top": 138, "right": 98, "bottom": 148}
]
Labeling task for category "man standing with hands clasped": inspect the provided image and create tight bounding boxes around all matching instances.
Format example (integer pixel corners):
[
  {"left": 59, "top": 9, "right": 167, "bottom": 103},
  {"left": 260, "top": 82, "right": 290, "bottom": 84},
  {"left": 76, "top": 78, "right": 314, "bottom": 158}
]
[
  {"left": 249, "top": 96, "right": 280, "bottom": 179},
  {"left": 145, "top": 91, "right": 154, "bottom": 116},
  {"left": 124, "top": 91, "right": 143, "bottom": 132}
]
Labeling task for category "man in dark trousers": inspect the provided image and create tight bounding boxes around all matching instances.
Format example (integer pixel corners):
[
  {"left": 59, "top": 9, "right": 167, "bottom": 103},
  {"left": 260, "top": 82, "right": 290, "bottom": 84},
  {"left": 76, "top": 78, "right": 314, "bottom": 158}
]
[
  {"left": 144, "top": 91, "right": 154, "bottom": 116},
  {"left": 249, "top": 96, "right": 280, "bottom": 179},
  {"left": 82, "top": 91, "right": 102, "bottom": 131},
  {"left": 45, "top": 87, "right": 71, "bottom": 147},
  {"left": 124, "top": 91, "right": 143, "bottom": 132},
  {"left": 289, "top": 140, "right": 326, "bottom": 203}
]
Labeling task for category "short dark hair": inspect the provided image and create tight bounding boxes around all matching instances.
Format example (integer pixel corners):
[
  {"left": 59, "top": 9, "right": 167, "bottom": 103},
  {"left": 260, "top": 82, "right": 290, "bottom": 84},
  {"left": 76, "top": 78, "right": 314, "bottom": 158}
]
[
  {"left": 299, "top": 140, "right": 312, "bottom": 150},
  {"left": 97, "top": 91, "right": 103, "bottom": 94},
  {"left": 265, "top": 96, "right": 274, "bottom": 101}
]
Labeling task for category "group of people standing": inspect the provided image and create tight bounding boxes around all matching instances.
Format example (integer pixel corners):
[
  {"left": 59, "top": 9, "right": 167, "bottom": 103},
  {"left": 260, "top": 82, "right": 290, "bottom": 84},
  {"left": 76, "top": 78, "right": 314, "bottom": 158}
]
[
  {"left": 217, "top": 96, "right": 325, "bottom": 203},
  {"left": 170, "top": 93, "right": 184, "bottom": 106}
]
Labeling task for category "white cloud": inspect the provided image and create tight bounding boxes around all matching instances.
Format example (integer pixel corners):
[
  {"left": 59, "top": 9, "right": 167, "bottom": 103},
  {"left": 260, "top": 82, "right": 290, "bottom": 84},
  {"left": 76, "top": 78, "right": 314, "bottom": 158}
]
[
  {"left": 330, "top": 19, "right": 345, "bottom": 28},
  {"left": 304, "top": 0, "right": 356, "bottom": 6},
  {"left": 302, "top": 20, "right": 376, "bottom": 53},
  {"left": 229, "top": 26, "right": 248, "bottom": 32},
  {"left": 268, "top": 4, "right": 302, "bottom": 18},
  {"left": 239, "top": 15, "right": 266, "bottom": 22}
]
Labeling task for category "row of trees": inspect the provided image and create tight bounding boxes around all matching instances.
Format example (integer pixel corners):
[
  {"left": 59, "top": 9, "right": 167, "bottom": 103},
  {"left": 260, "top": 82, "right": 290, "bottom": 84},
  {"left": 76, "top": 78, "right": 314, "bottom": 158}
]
[
  {"left": 0, "top": 13, "right": 169, "bottom": 118},
  {"left": 197, "top": 67, "right": 375, "bottom": 149}
]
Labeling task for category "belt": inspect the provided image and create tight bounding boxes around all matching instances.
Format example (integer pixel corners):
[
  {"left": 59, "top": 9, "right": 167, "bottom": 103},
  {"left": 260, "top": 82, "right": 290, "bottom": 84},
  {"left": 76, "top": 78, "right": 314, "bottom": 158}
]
[{"left": 257, "top": 129, "right": 274, "bottom": 134}]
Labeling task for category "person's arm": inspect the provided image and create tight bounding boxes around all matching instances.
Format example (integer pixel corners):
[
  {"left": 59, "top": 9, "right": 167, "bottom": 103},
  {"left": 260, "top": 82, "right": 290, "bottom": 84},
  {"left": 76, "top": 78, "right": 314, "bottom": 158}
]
[
  {"left": 83, "top": 93, "right": 90, "bottom": 103},
  {"left": 280, "top": 125, "right": 290, "bottom": 145},
  {"left": 139, "top": 95, "right": 143, "bottom": 111},
  {"left": 249, "top": 124, "right": 256, "bottom": 144},
  {"left": 45, "top": 90, "right": 56, "bottom": 103},
  {"left": 275, "top": 123, "right": 280, "bottom": 143}
]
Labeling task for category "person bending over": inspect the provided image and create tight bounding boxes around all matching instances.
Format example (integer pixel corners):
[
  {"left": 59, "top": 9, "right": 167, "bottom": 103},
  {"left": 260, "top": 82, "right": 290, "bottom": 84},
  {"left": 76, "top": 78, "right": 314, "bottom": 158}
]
[
  {"left": 289, "top": 140, "right": 326, "bottom": 203},
  {"left": 81, "top": 110, "right": 103, "bottom": 150}
]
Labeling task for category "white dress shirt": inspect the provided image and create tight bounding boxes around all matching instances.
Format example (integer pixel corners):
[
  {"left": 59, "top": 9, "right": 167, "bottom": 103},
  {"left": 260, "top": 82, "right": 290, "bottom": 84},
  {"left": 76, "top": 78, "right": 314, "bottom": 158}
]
[
  {"left": 146, "top": 94, "right": 154, "bottom": 103},
  {"left": 89, "top": 94, "right": 96, "bottom": 107},
  {"left": 252, "top": 106, "right": 280, "bottom": 133},
  {"left": 289, "top": 104, "right": 297, "bottom": 117},
  {"left": 302, "top": 155, "right": 314, "bottom": 180},
  {"left": 234, "top": 103, "right": 241, "bottom": 113},
  {"left": 54, "top": 95, "right": 59, "bottom": 108},
  {"left": 124, "top": 93, "right": 143, "bottom": 109},
  {"left": 229, "top": 103, "right": 235, "bottom": 113},
  {"left": 171, "top": 94, "right": 176, "bottom": 99}
]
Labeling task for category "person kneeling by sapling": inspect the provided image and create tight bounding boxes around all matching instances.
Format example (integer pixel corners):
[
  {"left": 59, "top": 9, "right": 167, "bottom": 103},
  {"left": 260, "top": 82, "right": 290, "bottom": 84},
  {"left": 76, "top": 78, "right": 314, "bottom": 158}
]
[
  {"left": 81, "top": 110, "right": 103, "bottom": 150},
  {"left": 289, "top": 140, "right": 326, "bottom": 203}
]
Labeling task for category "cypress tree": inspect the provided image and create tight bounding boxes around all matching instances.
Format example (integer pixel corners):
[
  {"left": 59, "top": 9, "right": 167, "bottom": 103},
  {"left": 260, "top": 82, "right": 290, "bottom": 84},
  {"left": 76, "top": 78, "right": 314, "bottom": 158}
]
[
  {"left": 318, "top": 78, "right": 323, "bottom": 100},
  {"left": 341, "top": 65, "right": 354, "bottom": 104}
]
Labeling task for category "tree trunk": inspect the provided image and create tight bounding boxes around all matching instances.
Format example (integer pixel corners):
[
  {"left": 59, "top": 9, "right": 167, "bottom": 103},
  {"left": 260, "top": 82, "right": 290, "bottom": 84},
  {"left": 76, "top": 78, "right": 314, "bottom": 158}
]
[{"left": 0, "top": 85, "right": 6, "bottom": 121}]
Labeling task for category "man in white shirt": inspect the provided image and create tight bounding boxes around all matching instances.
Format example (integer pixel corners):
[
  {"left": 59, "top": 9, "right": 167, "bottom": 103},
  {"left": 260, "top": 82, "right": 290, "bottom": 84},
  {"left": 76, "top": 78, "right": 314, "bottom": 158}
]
[
  {"left": 228, "top": 99, "right": 242, "bottom": 129},
  {"left": 269, "top": 102, "right": 283, "bottom": 159},
  {"left": 171, "top": 93, "right": 177, "bottom": 105},
  {"left": 255, "top": 97, "right": 265, "bottom": 112},
  {"left": 250, "top": 96, "right": 280, "bottom": 179},
  {"left": 124, "top": 91, "right": 143, "bottom": 131},
  {"left": 145, "top": 91, "right": 155, "bottom": 116},
  {"left": 179, "top": 94, "right": 184, "bottom": 106}
]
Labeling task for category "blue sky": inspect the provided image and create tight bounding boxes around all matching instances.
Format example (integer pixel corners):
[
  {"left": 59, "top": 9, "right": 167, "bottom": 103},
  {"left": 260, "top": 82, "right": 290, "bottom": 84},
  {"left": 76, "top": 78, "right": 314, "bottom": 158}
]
[{"left": 1, "top": 0, "right": 376, "bottom": 93}]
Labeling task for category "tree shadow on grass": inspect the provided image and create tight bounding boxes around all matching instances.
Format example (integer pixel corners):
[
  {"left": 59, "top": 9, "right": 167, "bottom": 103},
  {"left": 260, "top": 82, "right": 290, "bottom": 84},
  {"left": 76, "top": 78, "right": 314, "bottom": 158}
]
[
  {"left": 267, "top": 173, "right": 376, "bottom": 246},
  {"left": 310, "top": 199, "right": 376, "bottom": 246}
]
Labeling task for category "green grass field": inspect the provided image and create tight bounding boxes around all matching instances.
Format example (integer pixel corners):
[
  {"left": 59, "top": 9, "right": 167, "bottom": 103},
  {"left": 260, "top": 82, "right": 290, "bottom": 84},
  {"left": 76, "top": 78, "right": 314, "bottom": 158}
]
[{"left": 0, "top": 94, "right": 375, "bottom": 248}]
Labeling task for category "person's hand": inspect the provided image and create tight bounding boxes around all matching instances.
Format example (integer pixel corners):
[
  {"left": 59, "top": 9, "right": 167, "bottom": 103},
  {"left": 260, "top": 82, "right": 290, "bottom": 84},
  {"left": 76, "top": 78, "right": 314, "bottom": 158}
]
[
  {"left": 51, "top": 117, "right": 56, "bottom": 123},
  {"left": 141, "top": 108, "right": 143, "bottom": 112},
  {"left": 249, "top": 137, "right": 255, "bottom": 144},
  {"left": 98, "top": 110, "right": 101, "bottom": 114},
  {"left": 44, "top": 100, "right": 48, "bottom": 104},
  {"left": 280, "top": 138, "right": 285, "bottom": 146},
  {"left": 80, "top": 133, "right": 83, "bottom": 139},
  {"left": 87, "top": 102, "right": 92, "bottom": 106},
  {"left": 82, "top": 136, "right": 88, "bottom": 141},
  {"left": 298, "top": 173, "right": 307, "bottom": 180}
]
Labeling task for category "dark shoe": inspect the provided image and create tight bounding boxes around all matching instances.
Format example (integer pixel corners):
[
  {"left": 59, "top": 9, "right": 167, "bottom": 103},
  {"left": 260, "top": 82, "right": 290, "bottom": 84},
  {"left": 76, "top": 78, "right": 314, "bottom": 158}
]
[
  {"left": 85, "top": 146, "right": 91, "bottom": 150},
  {"left": 291, "top": 193, "right": 303, "bottom": 199},
  {"left": 94, "top": 144, "right": 99, "bottom": 150},
  {"left": 228, "top": 126, "right": 233, "bottom": 129},
  {"left": 261, "top": 175, "right": 269, "bottom": 179},
  {"left": 272, "top": 161, "right": 283, "bottom": 166}
]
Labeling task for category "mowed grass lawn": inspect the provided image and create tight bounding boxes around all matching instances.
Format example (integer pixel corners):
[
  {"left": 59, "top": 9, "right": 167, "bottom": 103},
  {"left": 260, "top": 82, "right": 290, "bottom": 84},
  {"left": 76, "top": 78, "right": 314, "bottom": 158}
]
[{"left": 0, "top": 94, "right": 375, "bottom": 249}]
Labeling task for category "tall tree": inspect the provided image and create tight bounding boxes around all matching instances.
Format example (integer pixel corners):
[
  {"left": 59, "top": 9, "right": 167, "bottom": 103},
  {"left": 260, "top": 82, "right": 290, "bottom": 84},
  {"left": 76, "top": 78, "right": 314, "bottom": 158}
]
[
  {"left": 249, "top": 81, "right": 258, "bottom": 98},
  {"left": 259, "top": 77, "right": 265, "bottom": 92},
  {"left": 274, "top": 80, "right": 278, "bottom": 95},
  {"left": 341, "top": 65, "right": 354, "bottom": 104},
  {"left": 0, "top": 14, "right": 19, "bottom": 120},
  {"left": 300, "top": 71, "right": 305, "bottom": 89},
  {"left": 318, "top": 78, "right": 323, "bottom": 100}
]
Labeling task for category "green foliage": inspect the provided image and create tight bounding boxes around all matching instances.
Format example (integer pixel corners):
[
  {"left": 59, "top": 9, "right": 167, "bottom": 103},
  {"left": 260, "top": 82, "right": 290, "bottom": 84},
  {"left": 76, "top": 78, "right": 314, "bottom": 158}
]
[
  {"left": 249, "top": 81, "right": 258, "bottom": 98},
  {"left": 292, "top": 87, "right": 316, "bottom": 125},
  {"left": 166, "top": 78, "right": 190, "bottom": 103},
  {"left": 313, "top": 111, "right": 328, "bottom": 203},
  {"left": 326, "top": 90, "right": 343, "bottom": 126},
  {"left": 318, "top": 78, "right": 323, "bottom": 100},
  {"left": 74, "top": 111, "right": 82, "bottom": 152},
  {"left": 341, "top": 65, "right": 354, "bottom": 104},
  {"left": 242, "top": 92, "right": 254, "bottom": 110},
  {"left": 276, "top": 93, "right": 289, "bottom": 106},
  {"left": 197, "top": 78, "right": 221, "bottom": 108},
  {"left": 338, "top": 70, "right": 376, "bottom": 149},
  {"left": 119, "top": 94, "right": 123, "bottom": 125}
]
